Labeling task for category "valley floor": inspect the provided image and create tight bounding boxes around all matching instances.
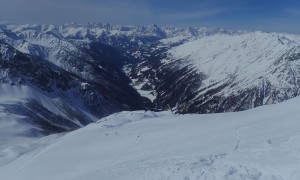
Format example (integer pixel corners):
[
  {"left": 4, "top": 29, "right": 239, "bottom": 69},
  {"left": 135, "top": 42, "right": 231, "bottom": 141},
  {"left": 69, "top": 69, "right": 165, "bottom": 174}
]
[{"left": 1, "top": 97, "right": 300, "bottom": 180}]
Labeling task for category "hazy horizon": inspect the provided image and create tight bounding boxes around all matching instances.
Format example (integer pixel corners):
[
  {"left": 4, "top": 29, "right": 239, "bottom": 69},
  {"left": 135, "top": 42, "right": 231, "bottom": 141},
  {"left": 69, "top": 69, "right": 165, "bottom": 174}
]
[{"left": 0, "top": 0, "right": 300, "bottom": 33}]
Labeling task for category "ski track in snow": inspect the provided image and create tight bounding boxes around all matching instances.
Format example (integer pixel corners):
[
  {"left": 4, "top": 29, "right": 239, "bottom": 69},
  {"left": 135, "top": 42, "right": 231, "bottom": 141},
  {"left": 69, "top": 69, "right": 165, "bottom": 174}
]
[
  {"left": 108, "top": 135, "right": 141, "bottom": 168},
  {"left": 234, "top": 126, "right": 241, "bottom": 152}
]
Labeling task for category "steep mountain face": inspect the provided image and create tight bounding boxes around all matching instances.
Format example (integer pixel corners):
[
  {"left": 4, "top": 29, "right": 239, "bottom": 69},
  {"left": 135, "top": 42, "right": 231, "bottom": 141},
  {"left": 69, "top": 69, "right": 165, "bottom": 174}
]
[
  {"left": 152, "top": 32, "right": 300, "bottom": 113},
  {"left": 0, "top": 24, "right": 153, "bottom": 135},
  {"left": 127, "top": 30, "right": 300, "bottom": 113},
  {"left": 1, "top": 23, "right": 300, "bottom": 135},
  {"left": 0, "top": 42, "right": 151, "bottom": 132}
]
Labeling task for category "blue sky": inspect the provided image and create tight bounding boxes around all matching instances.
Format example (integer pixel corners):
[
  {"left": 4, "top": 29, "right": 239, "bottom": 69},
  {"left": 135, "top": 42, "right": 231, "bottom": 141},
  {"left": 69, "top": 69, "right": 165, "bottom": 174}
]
[{"left": 0, "top": 0, "right": 300, "bottom": 33}]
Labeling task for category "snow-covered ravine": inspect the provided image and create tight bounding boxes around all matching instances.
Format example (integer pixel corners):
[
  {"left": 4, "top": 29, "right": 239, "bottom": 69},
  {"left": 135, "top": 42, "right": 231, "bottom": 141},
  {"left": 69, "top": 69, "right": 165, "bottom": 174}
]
[{"left": 1, "top": 96, "right": 300, "bottom": 180}]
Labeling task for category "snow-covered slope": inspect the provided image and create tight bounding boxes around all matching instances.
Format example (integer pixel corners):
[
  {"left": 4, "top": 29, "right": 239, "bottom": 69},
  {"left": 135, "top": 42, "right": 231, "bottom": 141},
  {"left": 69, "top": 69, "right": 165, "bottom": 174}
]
[
  {"left": 0, "top": 24, "right": 154, "bottom": 135},
  {"left": 168, "top": 32, "right": 298, "bottom": 93},
  {"left": 1, "top": 96, "right": 300, "bottom": 180},
  {"left": 147, "top": 31, "right": 300, "bottom": 113}
]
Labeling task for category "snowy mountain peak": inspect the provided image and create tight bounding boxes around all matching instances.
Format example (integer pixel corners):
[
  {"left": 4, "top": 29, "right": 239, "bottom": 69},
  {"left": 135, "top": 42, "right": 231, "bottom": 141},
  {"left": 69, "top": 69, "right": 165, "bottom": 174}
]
[
  {"left": 1, "top": 22, "right": 300, "bottom": 133},
  {"left": 1, "top": 23, "right": 249, "bottom": 42}
]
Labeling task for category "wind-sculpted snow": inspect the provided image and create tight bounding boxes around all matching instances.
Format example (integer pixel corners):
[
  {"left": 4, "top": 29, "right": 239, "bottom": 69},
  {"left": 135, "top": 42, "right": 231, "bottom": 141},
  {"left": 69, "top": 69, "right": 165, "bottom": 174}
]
[{"left": 1, "top": 97, "right": 300, "bottom": 179}]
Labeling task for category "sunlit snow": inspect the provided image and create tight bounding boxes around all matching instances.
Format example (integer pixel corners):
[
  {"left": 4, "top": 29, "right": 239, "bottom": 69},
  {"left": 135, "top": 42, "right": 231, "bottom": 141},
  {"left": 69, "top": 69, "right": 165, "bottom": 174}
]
[{"left": 1, "top": 97, "right": 300, "bottom": 179}]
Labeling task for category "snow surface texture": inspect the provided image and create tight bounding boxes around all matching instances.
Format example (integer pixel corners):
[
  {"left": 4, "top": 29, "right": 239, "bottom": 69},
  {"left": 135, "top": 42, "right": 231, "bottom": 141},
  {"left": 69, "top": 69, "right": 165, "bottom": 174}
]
[{"left": 1, "top": 97, "right": 300, "bottom": 180}]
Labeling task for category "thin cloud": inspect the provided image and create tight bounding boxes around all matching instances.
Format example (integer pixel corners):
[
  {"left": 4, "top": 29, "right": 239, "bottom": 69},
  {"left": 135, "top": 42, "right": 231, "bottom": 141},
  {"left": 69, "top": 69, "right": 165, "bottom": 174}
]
[
  {"left": 0, "top": 0, "right": 231, "bottom": 25},
  {"left": 285, "top": 8, "right": 300, "bottom": 16},
  {"left": 157, "top": 8, "right": 228, "bottom": 23},
  {"left": 0, "top": 0, "right": 153, "bottom": 24}
]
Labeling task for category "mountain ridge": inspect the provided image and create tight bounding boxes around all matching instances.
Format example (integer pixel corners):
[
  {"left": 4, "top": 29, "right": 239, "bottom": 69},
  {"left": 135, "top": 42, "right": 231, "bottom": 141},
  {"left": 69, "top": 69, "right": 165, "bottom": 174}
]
[{"left": 1, "top": 23, "right": 300, "bottom": 134}]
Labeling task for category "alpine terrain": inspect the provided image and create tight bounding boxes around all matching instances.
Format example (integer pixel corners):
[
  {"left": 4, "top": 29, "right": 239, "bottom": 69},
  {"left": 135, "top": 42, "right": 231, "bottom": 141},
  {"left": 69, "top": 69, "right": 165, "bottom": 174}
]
[
  {"left": 0, "top": 23, "right": 300, "bottom": 179},
  {"left": 1, "top": 24, "right": 300, "bottom": 130}
]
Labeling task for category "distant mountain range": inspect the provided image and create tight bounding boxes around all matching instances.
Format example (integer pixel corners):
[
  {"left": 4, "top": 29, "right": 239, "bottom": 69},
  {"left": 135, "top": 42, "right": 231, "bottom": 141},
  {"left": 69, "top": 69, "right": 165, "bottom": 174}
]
[{"left": 1, "top": 23, "right": 300, "bottom": 135}]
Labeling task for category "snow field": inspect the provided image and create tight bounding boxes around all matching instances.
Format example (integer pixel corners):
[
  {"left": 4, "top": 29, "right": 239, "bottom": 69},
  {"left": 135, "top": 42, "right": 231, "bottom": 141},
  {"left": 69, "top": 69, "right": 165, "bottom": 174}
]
[{"left": 1, "top": 97, "right": 300, "bottom": 179}]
